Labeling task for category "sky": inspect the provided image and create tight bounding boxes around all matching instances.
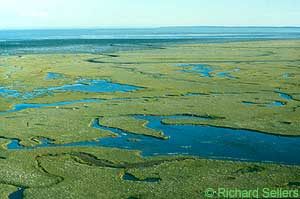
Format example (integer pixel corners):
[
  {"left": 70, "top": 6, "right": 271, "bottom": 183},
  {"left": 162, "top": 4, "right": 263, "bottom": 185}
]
[{"left": 0, "top": 0, "right": 299, "bottom": 29}]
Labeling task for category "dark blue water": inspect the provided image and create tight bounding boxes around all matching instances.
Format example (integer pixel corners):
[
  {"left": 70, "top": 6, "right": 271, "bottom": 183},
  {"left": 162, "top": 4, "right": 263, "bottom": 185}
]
[
  {"left": 8, "top": 188, "right": 24, "bottom": 199},
  {"left": 6, "top": 116, "right": 300, "bottom": 165},
  {"left": 242, "top": 101, "right": 257, "bottom": 105},
  {"left": 99, "top": 116, "right": 300, "bottom": 164},
  {"left": 123, "top": 173, "right": 160, "bottom": 183},
  {"left": 1, "top": 27, "right": 300, "bottom": 54}
]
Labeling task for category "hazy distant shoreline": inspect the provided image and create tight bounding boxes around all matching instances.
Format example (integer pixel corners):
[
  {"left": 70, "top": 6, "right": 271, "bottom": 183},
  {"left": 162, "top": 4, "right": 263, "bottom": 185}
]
[{"left": 0, "top": 27, "right": 299, "bottom": 55}]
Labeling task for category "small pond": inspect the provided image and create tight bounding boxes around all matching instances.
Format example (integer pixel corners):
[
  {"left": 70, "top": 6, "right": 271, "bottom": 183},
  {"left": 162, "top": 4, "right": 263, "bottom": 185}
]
[{"left": 45, "top": 72, "right": 64, "bottom": 80}]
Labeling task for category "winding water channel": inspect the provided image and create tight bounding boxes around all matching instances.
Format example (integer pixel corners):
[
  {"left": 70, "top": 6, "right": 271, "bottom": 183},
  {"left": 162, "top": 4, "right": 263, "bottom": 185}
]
[{"left": 5, "top": 115, "right": 300, "bottom": 165}]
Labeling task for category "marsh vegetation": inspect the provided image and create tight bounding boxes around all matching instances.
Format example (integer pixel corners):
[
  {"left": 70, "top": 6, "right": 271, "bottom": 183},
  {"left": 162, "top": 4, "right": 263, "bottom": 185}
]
[{"left": 0, "top": 39, "right": 299, "bottom": 198}]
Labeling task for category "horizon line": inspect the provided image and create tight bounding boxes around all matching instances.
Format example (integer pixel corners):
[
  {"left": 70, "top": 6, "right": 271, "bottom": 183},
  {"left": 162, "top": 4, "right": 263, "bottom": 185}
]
[{"left": 1, "top": 25, "right": 300, "bottom": 31}]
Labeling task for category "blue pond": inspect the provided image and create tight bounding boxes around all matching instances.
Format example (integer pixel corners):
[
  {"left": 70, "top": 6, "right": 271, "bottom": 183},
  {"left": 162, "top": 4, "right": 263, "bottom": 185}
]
[
  {"left": 264, "top": 90, "right": 293, "bottom": 107},
  {"left": 179, "top": 64, "right": 213, "bottom": 77},
  {"left": 268, "top": 101, "right": 285, "bottom": 107},
  {"left": 45, "top": 72, "right": 64, "bottom": 80},
  {"left": 276, "top": 90, "right": 293, "bottom": 101},
  {"left": 49, "top": 79, "right": 140, "bottom": 93},
  {"left": 0, "top": 79, "right": 140, "bottom": 99},
  {"left": 177, "top": 64, "right": 235, "bottom": 78},
  {"left": 123, "top": 173, "right": 160, "bottom": 183},
  {"left": 216, "top": 71, "right": 235, "bottom": 79},
  {"left": 7, "top": 115, "right": 300, "bottom": 165}
]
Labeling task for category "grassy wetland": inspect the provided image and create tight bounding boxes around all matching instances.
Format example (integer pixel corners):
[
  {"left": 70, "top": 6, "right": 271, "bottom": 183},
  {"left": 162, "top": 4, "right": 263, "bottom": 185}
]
[{"left": 0, "top": 38, "right": 300, "bottom": 198}]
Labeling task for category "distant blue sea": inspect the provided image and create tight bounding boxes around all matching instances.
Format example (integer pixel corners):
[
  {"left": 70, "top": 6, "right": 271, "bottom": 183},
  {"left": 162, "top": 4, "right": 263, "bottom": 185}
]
[{"left": 0, "top": 27, "right": 299, "bottom": 54}]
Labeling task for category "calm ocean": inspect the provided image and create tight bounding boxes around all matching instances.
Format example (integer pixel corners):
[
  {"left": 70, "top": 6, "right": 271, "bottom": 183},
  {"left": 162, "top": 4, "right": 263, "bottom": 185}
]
[{"left": 0, "top": 27, "right": 299, "bottom": 54}]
